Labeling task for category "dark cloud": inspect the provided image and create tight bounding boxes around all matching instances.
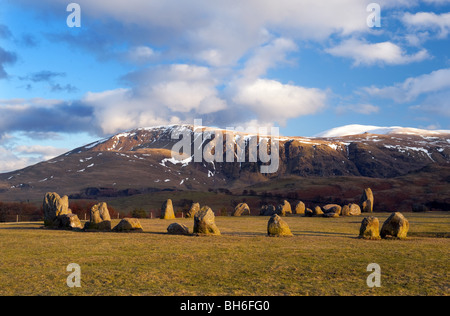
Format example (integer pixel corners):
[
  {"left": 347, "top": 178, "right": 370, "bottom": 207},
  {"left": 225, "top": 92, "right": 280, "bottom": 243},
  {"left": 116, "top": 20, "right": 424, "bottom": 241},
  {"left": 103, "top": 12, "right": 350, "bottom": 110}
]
[
  {"left": 0, "top": 99, "right": 96, "bottom": 136},
  {"left": 20, "top": 70, "right": 66, "bottom": 83},
  {"left": 0, "top": 25, "right": 12, "bottom": 39},
  {"left": 0, "top": 46, "right": 18, "bottom": 79},
  {"left": 50, "top": 83, "right": 78, "bottom": 93},
  {"left": 17, "top": 33, "right": 39, "bottom": 47}
]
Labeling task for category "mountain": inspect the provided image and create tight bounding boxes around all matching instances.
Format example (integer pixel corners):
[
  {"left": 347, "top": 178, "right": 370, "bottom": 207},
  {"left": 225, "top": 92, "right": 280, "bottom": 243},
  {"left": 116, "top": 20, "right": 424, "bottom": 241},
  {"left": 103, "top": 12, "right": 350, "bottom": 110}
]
[
  {"left": 0, "top": 124, "right": 449, "bottom": 205},
  {"left": 316, "top": 124, "right": 450, "bottom": 138}
]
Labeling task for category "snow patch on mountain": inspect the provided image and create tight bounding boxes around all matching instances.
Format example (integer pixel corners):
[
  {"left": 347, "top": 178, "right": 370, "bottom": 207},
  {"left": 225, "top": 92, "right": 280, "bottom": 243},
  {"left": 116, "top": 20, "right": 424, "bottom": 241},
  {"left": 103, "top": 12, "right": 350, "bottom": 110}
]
[{"left": 316, "top": 124, "right": 450, "bottom": 138}]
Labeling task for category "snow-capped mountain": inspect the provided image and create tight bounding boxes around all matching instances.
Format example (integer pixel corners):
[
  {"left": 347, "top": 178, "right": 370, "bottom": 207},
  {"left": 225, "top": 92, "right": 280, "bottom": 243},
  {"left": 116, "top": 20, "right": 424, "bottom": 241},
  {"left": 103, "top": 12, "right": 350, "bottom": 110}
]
[
  {"left": 0, "top": 124, "right": 449, "bottom": 202},
  {"left": 316, "top": 124, "right": 450, "bottom": 138}
]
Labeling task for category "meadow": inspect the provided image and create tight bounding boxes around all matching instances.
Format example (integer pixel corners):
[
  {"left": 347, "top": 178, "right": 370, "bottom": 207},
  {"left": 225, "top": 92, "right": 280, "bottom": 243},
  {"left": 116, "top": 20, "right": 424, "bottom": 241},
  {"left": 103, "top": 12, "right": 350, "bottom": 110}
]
[{"left": 0, "top": 212, "right": 448, "bottom": 296}]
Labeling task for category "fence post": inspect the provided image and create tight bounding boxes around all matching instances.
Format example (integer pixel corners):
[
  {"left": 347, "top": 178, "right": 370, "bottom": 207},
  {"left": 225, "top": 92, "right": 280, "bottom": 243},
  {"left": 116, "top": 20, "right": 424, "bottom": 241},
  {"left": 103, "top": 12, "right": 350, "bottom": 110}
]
[{"left": 16, "top": 214, "right": 19, "bottom": 223}]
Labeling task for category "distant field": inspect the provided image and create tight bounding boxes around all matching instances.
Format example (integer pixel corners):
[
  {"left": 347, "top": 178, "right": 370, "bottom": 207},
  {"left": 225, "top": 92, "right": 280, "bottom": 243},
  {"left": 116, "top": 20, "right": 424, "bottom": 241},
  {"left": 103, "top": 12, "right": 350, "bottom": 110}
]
[{"left": 0, "top": 212, "right": 448, "bottom": 296}]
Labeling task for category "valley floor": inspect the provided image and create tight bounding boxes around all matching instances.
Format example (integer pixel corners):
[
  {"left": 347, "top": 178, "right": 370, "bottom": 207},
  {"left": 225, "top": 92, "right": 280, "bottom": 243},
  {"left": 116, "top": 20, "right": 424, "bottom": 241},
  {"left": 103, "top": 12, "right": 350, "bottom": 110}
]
[{"left": 0, "top": 212, "right": 448, "bottom": 296}]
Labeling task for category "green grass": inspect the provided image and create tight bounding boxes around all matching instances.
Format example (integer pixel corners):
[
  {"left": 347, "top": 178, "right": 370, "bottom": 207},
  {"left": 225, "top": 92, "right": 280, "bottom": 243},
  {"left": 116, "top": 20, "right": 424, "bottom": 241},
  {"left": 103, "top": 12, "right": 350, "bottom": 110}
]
[{"left": 0, "top": 212, "right": 448, "bottom": 296}]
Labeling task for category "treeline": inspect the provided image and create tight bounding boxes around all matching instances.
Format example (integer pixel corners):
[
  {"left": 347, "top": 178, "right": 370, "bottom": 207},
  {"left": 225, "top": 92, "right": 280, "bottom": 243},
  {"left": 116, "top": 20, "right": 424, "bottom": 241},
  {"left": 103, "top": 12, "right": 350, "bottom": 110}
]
[
  {"left": 0, "top": 200, "right": 121, "bottom": 222},
  {"left": 0, "top": 201, "right": 42, "bottom": 222}
]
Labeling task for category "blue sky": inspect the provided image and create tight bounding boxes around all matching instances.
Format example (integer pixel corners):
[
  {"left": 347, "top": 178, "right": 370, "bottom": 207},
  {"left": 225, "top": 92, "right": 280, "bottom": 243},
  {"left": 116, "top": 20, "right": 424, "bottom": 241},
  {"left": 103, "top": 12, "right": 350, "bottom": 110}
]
[{"left": 1, "top": 0, "right": 450, "bottom": 172}]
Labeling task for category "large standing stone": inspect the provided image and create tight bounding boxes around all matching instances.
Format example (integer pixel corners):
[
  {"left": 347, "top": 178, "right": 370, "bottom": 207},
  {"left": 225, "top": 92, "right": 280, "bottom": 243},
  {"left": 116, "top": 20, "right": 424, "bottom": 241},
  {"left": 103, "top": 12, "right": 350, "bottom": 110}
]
[
  {"left": 276, "top": 200, "right": 292, "bottom": 216},
  {"left": 167, "top": 223, "right": 190, "bottom": 235},
  {"left": 360, "top": 188, "right": 374, "bottom": 213},
  {"left": 186, "top": 202, "right": 200, "bottom": 218},
  {"left": 359, "top": 217, "right": 381, "bottom": 240},
  {"left": 293, "top": 201, "right": 306, "bottom": 215},
  {"left": 84, "top": 202, "right": 111, "bottom": 231},
  {"left": 233, "top": 203, "right": 250, "bottom": 216},
  {"left": 112, "top": 218, "right": 143, "bottom": 232},
  {"left": 267, "top": 214, "right": 293, "bottom": 237},
  {"left": 380, "top": 212, "right": 409, "bottom": 239},
  {"left": 43, "top": 192, "right": 70, "bottom": 226},
  {"left": 161, "top": 199, "right": 176, "bottom": 219},
  {"left": 193, "top": 206, "right": 220, "bottom": 235}
]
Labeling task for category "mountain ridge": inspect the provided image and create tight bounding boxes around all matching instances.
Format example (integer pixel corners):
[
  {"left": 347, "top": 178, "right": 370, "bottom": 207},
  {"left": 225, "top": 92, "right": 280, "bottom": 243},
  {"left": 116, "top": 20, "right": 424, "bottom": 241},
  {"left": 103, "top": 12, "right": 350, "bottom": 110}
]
[{"left": 0, "top": 124, "right": 449, "bottom": 203}]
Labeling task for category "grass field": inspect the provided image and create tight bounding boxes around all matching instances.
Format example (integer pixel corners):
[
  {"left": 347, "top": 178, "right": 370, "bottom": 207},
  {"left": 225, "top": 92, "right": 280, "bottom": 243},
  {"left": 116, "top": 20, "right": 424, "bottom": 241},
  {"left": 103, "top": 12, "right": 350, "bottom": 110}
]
[{"left": 0, "top": 212, "right": 448, "bottom": 296}]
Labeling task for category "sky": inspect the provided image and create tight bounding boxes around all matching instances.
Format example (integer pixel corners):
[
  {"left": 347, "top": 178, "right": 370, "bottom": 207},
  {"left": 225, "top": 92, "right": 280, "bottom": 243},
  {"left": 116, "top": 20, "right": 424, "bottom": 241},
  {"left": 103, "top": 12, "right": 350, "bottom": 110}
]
[{"left": 0, "top": 0, "right": 450, "bottom": 173}]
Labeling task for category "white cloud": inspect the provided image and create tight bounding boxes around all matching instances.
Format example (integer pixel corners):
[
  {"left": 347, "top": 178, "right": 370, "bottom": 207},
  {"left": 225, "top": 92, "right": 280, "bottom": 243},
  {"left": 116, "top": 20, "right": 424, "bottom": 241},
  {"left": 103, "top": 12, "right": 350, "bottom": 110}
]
[
  {"left": 83, "top": 64, "right": 228, "bottom": 135},
  {"left": 402, "top": 12, "right": 450, "bottom": 38},
  {"left": 14, "top": 145, "right": 68, "bottom": 160},
  {"left": 232, "top": 78, "right": 327, "bottom": 126},
  {"left": 126, "top": 46, "right": 156, "bottom": 63},
  {"left": 364, "top": 68, "right": 450, "bottom": 102},
  {"left": 0, "top": 145, "right": 67, "bottom": 173},
  {"left": 410, "top": 91, "right": 450, "bottom": 117},
  {"left": 326, "top": 38, "right": 430, "bottom": 66}
]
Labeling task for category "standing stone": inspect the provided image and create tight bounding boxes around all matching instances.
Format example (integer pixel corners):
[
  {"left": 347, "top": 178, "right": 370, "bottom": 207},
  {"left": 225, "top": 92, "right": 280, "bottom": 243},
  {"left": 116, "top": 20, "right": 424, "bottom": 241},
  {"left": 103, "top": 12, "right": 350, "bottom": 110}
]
[
  {"left": 276, "top": 200, "right": 292, "bottom": 216},
  {"left": 359, "top": 217, "right": 381, "bottom": 240},
  {"left": 305, "top": 208, "right": 314, "bottom": 217},
  {"left": 294, "top": 201, "right": 306, "bottom": 215},
  {"left": 193, "top": 206, "right": 220, "bottom": 235},
  {"left": 348, "top": 204, "right": 362, "bottom": 216},
  {"left": 360, "top": 188, "right": 374, "bottom": 213},
  {"left": 233, "top": 203, "right": 250, "bottom": 216},
  {"left": 53, "top": 214, "right": 83, "bottom": 230},
  {"left": 186, "top": 202, "right": 200, "bottom": 218},
  {"left": 260, "top": 205, "right": 277, "bottom": 216},
  {"left": 161, "top": 199, "right": 176, "bottom": 219},
  {"left": 380, "top": 212, "right": 409, "bottom": 239},
  {"left": 267, "top": 214, "right": 293, "bottom": 237},
  {"left": 412, "top": 204, "right": 428, "bottom": 213},
  {"left": 43, "top": 192, "right": 70, "bottom": 226},
  {"left": 341, "top": 205, "right": 350, "bottom": 216},
  {"left": 313, "top": 206, "right": 324, "bottom": 217},
  {"left": 167, "top": 223, "right": 190, "bottom": 235},
  {"left": 112, "top": 218, "right": 143, "bottom": 232},
  {"left": 322, "top": 204, "right": 342, "bottom": 217},
  {"left": 84, "top": 202, "right": 111, "bottom": 231}
]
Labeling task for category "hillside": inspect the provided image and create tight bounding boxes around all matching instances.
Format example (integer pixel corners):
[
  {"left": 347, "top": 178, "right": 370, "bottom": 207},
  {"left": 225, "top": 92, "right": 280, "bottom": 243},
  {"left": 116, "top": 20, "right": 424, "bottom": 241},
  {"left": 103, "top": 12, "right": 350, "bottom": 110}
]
[{"left": 0, "top": 125, "right": 449, "bottom": 209}]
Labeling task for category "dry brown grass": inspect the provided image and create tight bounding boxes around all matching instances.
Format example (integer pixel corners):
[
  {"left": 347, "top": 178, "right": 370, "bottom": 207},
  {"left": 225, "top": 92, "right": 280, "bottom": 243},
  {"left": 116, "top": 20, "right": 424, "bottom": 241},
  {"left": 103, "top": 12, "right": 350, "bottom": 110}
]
[{"left": 0, "top": 212, "right": 448, "bottom": 296}]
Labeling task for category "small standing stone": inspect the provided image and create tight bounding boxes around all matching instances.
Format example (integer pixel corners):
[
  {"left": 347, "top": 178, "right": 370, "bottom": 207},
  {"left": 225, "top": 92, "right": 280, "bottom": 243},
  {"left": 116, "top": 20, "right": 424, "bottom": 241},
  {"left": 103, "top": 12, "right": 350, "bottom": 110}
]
[
  {"left": 161, "top": 199, "right": 176, "bottom": 219},
  {"left": 267, "top": 214, "right": 293, "bottom": 237},
  {"left": 167, "top": 223, "right": 190, "bottom": 235},
  {"left": 380, "top": 212, "right": 409, "bottom": 239},
  {"left": 359, "top": 217, "right": 381, "bottom": 240},
  {"left": 193, "top": 206, "right": 220, "bottom": 236}
]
